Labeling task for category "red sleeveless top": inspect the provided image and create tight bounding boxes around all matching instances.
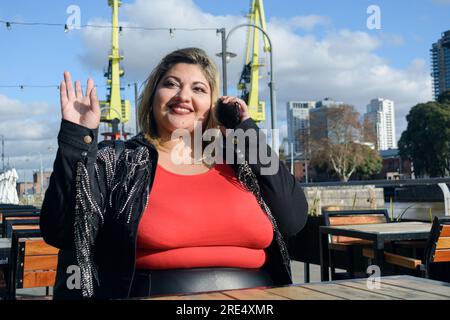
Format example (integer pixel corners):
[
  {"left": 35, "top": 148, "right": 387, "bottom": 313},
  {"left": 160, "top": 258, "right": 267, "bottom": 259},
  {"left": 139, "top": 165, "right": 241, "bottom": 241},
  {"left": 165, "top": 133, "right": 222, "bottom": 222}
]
[{"left": 135, "top": 163, "right": 273, "bottom": 270}]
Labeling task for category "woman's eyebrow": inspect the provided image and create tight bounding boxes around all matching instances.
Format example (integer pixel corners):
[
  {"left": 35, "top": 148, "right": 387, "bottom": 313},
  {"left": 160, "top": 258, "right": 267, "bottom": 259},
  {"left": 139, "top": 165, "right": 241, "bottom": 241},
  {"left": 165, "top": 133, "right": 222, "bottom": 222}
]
[
  {"left": 163, "top": 75, "right": 208, "bottom": 88},
  {"left": 163, "top": 75, "right": 180, "bottom": 82},
  {"left": 193, "top": 81, "right": 208, "bottom": 87}
]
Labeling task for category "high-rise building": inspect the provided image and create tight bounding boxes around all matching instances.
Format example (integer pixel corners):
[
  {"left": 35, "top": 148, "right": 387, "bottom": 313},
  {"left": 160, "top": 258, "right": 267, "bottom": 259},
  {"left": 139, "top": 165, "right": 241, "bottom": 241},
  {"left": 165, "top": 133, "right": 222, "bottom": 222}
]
[
  {"left": 309, "top": 98, "right": 344, "bottom": 144},
  {"left": 364, "top": 98, "right": 397, "bottom": 151},
  {"left": 286, "top": 101, "right": 315, "bottom": 155},
  {"left": 431, "top": 30, "right": 450, "bottom": 100}
]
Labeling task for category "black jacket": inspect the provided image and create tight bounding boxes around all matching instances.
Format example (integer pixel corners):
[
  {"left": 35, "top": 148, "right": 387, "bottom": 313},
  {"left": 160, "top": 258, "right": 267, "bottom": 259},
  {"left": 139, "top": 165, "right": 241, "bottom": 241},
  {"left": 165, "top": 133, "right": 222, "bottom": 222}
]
[{"left": 40, "top": 118, "right": 308, "bottom": 299}]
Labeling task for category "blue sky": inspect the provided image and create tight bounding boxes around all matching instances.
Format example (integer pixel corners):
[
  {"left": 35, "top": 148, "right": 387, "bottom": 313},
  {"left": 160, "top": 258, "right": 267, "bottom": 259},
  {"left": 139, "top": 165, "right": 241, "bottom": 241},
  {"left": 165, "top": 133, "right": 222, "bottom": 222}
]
[
  {"left": 0, "top": 0, "right": 449, "bottom": 178},
  {"left": 0, "top": 0, "right": 448, "bottom": 102}
]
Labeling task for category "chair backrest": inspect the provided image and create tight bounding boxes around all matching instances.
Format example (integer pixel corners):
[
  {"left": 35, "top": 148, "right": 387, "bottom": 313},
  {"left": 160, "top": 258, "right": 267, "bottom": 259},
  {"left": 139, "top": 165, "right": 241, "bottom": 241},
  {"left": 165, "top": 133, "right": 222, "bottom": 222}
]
[
  {"left": 425, "top": 217, "right": 450, "bottom": 265},
  {"left": 323, "top": 209, "right": 389, "bottom": 244},
  {"left": 4, "top": 218, "right": 40, "bottom": 238},
  {"left": 0, "top": 209, "right": 40, "bottom": 218},
  {"left": 7, "top": 228, "right": 59, "bottom": 299},
  {"left": 0, "top": 212, "right": 40, "bottom": 237},
  {"left": 0, "top": 205, "right": 36, "bottom": 211}
]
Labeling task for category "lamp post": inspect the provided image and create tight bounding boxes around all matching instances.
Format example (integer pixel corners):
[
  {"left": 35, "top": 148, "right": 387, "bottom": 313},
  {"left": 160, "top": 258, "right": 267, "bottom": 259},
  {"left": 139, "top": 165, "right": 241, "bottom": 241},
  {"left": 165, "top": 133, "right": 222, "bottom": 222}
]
[
  {"left": 0, "top": 134, "right": 4, "bottom": 172},
  {"left": 218, "top": 24, "right": 278, "bottom": 152},
  {"left": 134, "top": 82, "right": 139, "bottom": 134},
  {"left": 215, "top": 28, "right": 236, "bottom": 96}
]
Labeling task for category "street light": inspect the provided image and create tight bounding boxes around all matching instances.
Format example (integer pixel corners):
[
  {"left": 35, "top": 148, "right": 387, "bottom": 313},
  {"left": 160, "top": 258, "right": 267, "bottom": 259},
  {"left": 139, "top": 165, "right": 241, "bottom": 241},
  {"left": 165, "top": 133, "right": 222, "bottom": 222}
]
[
  {"left": 215, "top": 28, "right": 236, "bottom": 96},
  {"left": 217, "top": 24, "right": 278, "bottom": 152},
  {"left": 0, "top": 134, "right": 4, "bottom": 172}
]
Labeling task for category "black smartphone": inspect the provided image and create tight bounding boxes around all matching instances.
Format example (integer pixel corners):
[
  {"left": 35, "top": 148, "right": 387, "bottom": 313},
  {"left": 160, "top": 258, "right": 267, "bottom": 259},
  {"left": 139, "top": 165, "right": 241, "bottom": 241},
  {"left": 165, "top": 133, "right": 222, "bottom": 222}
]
[{"left": 215, "top": 100, "right": 241, "bottom": 129}]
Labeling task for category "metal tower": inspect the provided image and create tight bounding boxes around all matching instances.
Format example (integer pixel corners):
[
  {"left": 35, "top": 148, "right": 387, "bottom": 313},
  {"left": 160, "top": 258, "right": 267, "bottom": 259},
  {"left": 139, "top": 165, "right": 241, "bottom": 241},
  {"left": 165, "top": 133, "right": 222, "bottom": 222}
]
[
  {"left": 237, "top": 0, "right": 270, "bottom": 122},
  {"left": 99, "top": 0, "right": 131, "bottom": 140}
]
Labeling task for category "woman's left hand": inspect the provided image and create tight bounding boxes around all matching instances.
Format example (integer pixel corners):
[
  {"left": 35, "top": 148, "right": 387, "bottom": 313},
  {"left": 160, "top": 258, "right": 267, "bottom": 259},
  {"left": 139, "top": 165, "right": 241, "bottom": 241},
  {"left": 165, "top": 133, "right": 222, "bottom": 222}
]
[{"left": 219, "top": 96, "right": 251, "bottom": 123}]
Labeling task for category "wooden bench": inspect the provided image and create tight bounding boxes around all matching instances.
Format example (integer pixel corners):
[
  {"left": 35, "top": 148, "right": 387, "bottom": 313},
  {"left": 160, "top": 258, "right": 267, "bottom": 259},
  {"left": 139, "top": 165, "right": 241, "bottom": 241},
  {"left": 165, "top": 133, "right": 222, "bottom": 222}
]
[{"left": 7, "top": 227, "right": 59, "bottom": 300}]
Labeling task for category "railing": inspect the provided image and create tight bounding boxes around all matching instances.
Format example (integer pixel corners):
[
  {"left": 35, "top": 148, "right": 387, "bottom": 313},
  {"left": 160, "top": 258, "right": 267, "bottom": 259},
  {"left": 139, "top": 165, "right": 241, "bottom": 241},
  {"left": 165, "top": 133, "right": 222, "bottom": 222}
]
[{"left": 299, "top": 178, "right": 450, "bottom": 216}]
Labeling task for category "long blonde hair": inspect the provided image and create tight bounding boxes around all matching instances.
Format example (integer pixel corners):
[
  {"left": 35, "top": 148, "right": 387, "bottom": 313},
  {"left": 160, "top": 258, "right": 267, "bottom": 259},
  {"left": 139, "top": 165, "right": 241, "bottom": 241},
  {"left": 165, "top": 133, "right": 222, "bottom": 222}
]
[{"left": 138, "top": 47, "right": 220, "bottom": 149}]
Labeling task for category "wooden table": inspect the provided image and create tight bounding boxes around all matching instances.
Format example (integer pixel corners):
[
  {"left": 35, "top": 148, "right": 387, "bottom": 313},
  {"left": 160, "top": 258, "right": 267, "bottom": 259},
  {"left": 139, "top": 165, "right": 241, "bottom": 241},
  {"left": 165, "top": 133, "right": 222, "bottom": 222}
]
[
  {"left": 141, "top": 276, "right": 450, "bottom": 300},
  {"left": 319, "top": 222, "right": 432, "bottom": 281}
]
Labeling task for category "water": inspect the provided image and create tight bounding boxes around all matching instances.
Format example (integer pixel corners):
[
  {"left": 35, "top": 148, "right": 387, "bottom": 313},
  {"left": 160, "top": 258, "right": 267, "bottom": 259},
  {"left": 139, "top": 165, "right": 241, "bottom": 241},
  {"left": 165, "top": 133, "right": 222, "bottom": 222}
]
[{"left": 384, "top": 201, "right": 447, "bottom": 222}]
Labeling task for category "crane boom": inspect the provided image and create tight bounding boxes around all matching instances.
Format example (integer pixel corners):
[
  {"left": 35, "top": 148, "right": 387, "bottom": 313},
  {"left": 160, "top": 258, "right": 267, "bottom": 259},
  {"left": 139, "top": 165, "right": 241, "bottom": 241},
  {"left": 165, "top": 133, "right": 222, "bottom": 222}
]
[
  {"left": 238, "top": 0, "right": 270, "bottom": 122},
  {"left": 99, "top": 0, "right": 131, "bottom": 140}
]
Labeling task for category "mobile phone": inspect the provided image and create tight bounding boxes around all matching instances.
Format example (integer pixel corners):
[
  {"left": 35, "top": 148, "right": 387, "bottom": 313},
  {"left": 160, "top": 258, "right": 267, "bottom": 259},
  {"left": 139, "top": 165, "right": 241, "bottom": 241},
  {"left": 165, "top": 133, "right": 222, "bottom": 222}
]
[{"left": 215, "top": 100, "right": 241, "bottom": 129}]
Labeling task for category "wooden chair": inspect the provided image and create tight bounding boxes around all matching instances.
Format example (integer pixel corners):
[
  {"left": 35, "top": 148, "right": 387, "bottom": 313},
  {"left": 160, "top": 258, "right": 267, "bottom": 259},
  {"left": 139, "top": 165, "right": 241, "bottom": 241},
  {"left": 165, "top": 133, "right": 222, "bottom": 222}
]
[
  {"left": 7, "top": 228, "right": 59, "bottom": 300},
  {"left": 3, "top": 217, "right": 40, "bottom": 238},
  {"left": 0, "top": 211, "right": 40, "bottom": 238},
  {"left": 323, "top": 209, "right": 390, "bottom": 280},
  {"left": 363, "top": 217, "right": 450, "bottom": 279},
  {"left": 0, "top": 205, "right": 37, "bottom": 211}
]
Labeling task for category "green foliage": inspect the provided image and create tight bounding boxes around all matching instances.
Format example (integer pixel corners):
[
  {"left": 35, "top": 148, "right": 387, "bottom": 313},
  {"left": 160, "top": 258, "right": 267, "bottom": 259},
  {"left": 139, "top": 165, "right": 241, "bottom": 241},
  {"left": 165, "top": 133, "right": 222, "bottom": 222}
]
[
  {"left": 399, "top": 100, "right": 450, "bottom": 177},
  {"left": 310, "top": 104, "right": 381, "bottom": 181},
  {"left": 308, "top": 192, "right": 320, "bottom": 216},
  {"left": 438, "top": 90, "right": 450, "bottom": 105},
  {"left": 354, "top": 145, "right": 382, "bottom": 178}
]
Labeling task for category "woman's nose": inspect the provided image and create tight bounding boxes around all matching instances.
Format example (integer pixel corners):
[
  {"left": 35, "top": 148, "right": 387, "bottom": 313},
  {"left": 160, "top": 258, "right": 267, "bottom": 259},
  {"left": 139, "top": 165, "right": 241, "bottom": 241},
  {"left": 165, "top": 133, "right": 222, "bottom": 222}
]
[{"left": 176, "top": 85, "right": 192, "bottom": 101}]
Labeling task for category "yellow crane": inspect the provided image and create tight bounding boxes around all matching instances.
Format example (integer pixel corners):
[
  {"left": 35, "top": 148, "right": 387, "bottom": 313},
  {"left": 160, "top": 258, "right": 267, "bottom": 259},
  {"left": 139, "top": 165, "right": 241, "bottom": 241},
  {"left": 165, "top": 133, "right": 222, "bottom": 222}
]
[
  {"left": 99, "top": 0, "right": 131, "bottom": 140},
  {"left": 238, "top": 0, "right": 271, "bottom": 122}
]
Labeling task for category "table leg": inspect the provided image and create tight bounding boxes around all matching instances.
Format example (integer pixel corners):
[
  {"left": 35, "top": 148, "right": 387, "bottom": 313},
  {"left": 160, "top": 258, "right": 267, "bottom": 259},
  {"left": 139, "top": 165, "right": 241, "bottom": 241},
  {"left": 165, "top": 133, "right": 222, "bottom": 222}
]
[
  {"left": 372, "top": 238, "right": 385, "bottom": 276},
  {"left": 319, "top": 231, "right": 330, "bottom": 281},
  {"left": 304, "top": 263, "right": 310, "bottom": 283}
]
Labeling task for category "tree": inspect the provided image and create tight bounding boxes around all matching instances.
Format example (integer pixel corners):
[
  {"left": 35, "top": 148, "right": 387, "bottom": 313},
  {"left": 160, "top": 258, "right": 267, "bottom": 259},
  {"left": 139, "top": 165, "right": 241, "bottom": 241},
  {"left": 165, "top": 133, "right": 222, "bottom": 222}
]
[
  {"left": 310, "top": 104, "right": 381, "bottom": 182},
  {"left": 438, "top": 90, "right": 450, "bottom": 105},
  {"left": 399, "top": 100, "right": 450, "bottom": 177},
  {"left": 355, "top": 145, "right": 382, "bottom": 179}
]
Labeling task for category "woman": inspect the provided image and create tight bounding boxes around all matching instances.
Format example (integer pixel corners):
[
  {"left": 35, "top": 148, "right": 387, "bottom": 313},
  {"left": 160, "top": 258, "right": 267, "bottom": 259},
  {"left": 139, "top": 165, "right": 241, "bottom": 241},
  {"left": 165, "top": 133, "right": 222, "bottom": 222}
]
[{"left": 40, "top": 47, "right": 308, "bottom": 299}]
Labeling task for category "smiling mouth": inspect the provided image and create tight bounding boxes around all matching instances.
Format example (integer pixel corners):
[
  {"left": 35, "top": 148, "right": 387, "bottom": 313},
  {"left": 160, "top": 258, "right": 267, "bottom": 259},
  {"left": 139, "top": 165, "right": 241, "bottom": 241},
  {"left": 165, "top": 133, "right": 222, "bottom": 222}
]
[{"left": 168, "top": 104, "right": 194, "bottom": 115}]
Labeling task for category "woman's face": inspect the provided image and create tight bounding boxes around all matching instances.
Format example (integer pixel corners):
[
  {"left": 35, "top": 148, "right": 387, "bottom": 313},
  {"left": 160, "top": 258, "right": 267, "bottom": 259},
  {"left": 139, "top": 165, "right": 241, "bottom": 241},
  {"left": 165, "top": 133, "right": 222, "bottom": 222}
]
[{"left": 152, "top": 63, "right": 212, "bottom": 139}]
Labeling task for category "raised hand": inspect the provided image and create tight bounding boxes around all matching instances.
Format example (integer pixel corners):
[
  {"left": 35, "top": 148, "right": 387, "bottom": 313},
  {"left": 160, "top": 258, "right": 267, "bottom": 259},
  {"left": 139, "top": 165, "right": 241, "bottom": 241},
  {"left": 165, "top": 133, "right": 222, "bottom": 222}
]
[{"left": 60, "top": 71, "right": 100, "bottom": 129}]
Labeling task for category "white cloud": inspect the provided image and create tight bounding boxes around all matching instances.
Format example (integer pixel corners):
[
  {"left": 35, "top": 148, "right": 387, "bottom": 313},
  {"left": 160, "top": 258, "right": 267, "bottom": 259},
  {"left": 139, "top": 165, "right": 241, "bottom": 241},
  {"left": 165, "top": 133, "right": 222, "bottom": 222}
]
[
  {"left": 79, "top": 0, "right": 247, "bottom": 82},
  {"left": 13, "top": 0, "right": 429, "bottom": 157},
  {"left": 0, "top": 94, "right": 59, "bottom": 174},
  {"left": 254, "top": 21, "right": 431, "bottom": 140},
  {"left": 0, "top": 94, "right": 54, "bottom": 120}
]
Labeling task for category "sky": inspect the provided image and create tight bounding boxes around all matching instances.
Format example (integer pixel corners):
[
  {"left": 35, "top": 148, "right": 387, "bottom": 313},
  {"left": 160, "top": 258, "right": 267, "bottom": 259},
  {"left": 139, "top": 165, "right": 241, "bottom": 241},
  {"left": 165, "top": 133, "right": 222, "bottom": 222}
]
[{"left": 0, "top": 0, "right": 449, "bottom": 181}]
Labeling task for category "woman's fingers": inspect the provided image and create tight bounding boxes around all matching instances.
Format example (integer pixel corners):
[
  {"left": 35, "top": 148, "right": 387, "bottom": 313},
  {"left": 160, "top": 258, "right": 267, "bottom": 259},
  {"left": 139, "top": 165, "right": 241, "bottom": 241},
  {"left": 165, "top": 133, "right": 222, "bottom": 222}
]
[
  {"left": 220, "top": 96, "right": 246, "bottom": 107},
  {"left": 75, "top": 80, "right": 83, "bottom": 99},
  {"left": 85, "top": 78, "right": 94, "bottom": 98},
  {"left": 89, "top": 86, "right": 100, "bottom": 116},
  {"left": 219, "top": 96, "right": 251, "bottom": 122},
  {"left": 219, "top": 96, "right": 248, "bottom": 111},
  {"left": 64, "top": 71, "right": 75, "bottom": 100},
  {"left": 60, "top": 81, "right": 68, "bottom": 108}
]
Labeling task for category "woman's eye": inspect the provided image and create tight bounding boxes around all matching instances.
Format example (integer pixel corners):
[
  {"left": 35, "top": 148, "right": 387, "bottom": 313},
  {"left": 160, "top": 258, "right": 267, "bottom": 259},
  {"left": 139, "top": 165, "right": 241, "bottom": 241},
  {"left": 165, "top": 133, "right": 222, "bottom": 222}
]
[
  {"left": 164, "top": 81, "right": 178, "bottom": 87},
  {"left": 194, "top": 87, "right": 206, "bottom": 93}
]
